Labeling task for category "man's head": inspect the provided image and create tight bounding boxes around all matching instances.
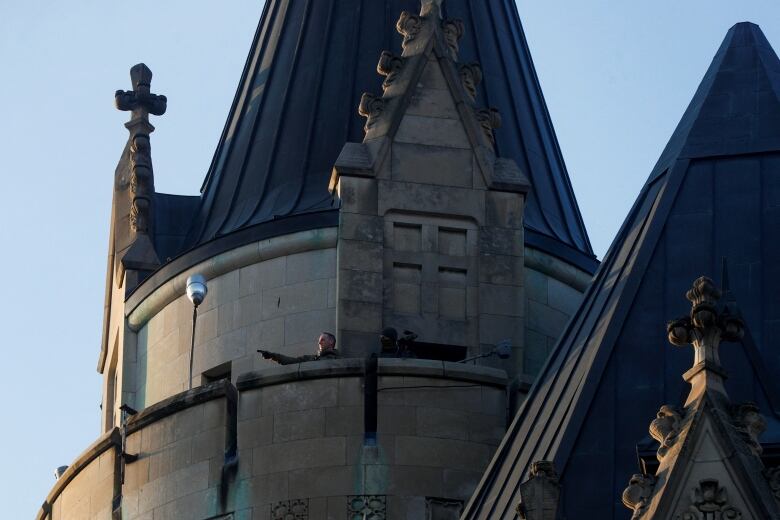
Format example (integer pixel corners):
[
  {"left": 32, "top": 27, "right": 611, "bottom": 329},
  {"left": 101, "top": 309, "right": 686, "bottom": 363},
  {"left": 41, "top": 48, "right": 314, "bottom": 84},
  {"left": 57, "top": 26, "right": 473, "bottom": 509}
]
[{"left": 318, "top": 332, "right": 337, "bottom": 354}]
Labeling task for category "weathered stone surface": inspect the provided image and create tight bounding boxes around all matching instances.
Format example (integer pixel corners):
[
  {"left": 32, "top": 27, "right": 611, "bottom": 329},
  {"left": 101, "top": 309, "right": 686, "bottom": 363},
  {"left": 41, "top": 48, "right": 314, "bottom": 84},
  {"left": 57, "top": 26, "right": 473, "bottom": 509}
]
[
  {"left": 396, "top": 114, "right": 471, "bottom": 149},
  {"left": 253, "top": 436, "right": 347, "bottom": 474},
  {"left": 392, "top": 142, "right": 474, "bottom": 188}
]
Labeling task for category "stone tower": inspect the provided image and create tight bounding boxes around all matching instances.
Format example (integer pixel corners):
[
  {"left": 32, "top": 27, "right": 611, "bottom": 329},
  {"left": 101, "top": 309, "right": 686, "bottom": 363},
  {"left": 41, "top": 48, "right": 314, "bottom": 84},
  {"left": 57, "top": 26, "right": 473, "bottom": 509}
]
[{"left": 37, "top": 1, "right": 595, "bottom": 519}]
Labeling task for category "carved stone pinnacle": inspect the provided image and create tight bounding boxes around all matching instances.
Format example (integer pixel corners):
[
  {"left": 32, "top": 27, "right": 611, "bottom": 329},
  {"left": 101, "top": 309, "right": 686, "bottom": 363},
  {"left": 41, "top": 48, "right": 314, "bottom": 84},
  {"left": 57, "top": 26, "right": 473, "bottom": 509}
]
[{"left": 666, "top": 277, "right": 745, "bottom": 404}]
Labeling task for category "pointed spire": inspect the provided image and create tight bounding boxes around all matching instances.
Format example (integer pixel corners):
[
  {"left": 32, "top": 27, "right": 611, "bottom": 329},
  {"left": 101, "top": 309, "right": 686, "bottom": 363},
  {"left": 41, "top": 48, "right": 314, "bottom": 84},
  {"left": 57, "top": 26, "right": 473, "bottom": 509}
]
[{"left": 181, "top": 0, "right": 594, "bottom": 266}]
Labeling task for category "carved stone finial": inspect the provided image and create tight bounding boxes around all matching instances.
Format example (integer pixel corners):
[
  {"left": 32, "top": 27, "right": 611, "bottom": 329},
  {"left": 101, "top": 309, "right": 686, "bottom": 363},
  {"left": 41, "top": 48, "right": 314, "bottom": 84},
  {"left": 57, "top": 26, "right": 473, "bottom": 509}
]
[
  {"left": 358, "top": 93, "right": 385, "bottom": 132},
  {"left": 622, "top": 474, "right": 655, "bottom": 519},
  {"left": 649, "top": 405, "right": 682, "bottom": 461},
  {"left": 459, "top": 62, "right": 483, "bottom": 101},
  {"left": 115, "top": 63, "right": 166, "bottom": 242},
  {"left": 677, "top": 479, "right": 742, "bottom": 519},
  {"left": 516, "top": 461, "right": 561, "bottom": 520},
  {"left": 666, "top": 277, "right": 744, "bottom": 403},
  {"left": 377, "top": 51, "right": 405, "bottom": 90},
  {"left": 115, "top": 63, "right": 167, "bottom": 120},
  {"left": 476, "top": 108, "right": 502, "bottom": 149},
  {"left": 397, "top": 11, "right": 424, "bottom": 50},
  {"left": 732, "top": 402, "right": 766, "bottom": 456},
  {"left": 442, "top": 18, "right": 464, "bottom": 60}
]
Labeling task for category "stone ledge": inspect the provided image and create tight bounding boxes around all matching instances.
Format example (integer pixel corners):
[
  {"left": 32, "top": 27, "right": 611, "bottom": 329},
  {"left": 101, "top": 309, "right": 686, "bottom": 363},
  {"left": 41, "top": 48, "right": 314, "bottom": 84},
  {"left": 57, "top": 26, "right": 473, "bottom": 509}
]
[
  {"left": 127, "top": 379, "right": 236, "bottom": 435},
  {"left": 37, "top": 427, "right": 120, "bottom": 520},
  {"left": 237, "top": 358, "right": 507, "bottom": 391}
]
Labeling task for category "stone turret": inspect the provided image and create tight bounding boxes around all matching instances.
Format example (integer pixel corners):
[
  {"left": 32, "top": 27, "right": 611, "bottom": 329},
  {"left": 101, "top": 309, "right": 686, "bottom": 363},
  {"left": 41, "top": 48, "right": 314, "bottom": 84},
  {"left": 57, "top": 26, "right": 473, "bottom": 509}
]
[{"left": 330, "top": 0, "right": 529, "bottom": 371}]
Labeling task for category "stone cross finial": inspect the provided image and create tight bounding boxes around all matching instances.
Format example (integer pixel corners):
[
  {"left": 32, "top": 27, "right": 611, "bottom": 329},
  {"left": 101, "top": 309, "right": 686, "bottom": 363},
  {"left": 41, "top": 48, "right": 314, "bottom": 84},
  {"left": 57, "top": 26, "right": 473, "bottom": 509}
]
[
  {"left": 115, "top": 63, "right": 167, "bottom": 122},
  {"left": 114, "top": 64, "right": 166, "bottom": 239},
  {"left": 666, "top": 277, "right": 744, "bottom": 404}
]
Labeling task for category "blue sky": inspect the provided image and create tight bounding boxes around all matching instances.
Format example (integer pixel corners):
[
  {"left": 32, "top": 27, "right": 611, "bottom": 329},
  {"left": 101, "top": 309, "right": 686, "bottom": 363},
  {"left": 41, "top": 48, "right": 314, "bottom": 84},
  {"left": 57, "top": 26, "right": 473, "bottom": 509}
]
[{"left": 1, "top": 0, "right": 778, "bottom": 516}]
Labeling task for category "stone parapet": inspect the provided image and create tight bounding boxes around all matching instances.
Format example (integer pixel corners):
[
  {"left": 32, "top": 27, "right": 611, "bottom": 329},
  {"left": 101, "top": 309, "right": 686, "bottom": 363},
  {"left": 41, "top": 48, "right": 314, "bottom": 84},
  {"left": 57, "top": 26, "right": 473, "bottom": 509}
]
[{"left": 41, "top": 360, "right": 507, "bottom": 519}]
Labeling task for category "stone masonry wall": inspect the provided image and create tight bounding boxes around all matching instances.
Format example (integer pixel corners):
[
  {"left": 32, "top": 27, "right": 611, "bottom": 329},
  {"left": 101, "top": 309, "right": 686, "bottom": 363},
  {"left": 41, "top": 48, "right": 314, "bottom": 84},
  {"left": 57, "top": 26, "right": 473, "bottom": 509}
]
[
  {"left": 524, "top": 264, "right": 586, "bottom": 377},
  {"left": 122, "top": 397, "right": 227, "bottom": 519},
  {"left": 48, "top": 448, "right": 115, "bottom": 520},
  {"left": 127, "top": 248, "right": 337, "bottom": 408},
  {"left": 43, "top": 362, "right": 506, "bottom": 520}
]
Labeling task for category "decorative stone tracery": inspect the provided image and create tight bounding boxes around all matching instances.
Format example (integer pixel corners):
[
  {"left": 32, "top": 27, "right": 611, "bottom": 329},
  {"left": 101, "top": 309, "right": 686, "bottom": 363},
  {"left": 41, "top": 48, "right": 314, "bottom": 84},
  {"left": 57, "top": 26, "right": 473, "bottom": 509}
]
[
  {"left": 675, "top": 479, "right": 742, "bottom": 520},
  {"left": 271, "top": 498, "right": 309, "bottom": 520},
  {"left": 347, "top": 495, "right": 386, "bottom": 520}
]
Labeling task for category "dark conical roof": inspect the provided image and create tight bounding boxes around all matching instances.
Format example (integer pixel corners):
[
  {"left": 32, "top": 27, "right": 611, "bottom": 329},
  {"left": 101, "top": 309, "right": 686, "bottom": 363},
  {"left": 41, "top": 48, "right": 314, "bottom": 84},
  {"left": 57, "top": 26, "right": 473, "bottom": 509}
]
[
  {"left": 180, "top": 0, "right": 595, "bottom": 269},
  {"left": 463, "top": 22, "right": 780, "bottom": 520}
]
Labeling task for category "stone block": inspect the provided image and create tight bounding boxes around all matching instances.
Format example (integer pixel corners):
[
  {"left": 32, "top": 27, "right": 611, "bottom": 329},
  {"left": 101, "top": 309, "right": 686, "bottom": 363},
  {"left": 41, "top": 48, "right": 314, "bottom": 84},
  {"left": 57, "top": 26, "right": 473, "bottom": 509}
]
[
  {"left": 395, "top": 114, "right": 470, "bottom": 149},
  {"left": 478, "top": 314, "right": 523, "bottom": 346},
  {"left": 262, "top": 378, "right": 338, "bottom": 414},
  {"left": 339, "top": 300, "right": 383, "bottom": 333},
  {"left": 239, "top": 256, "right": 286, "bottom": 297},
  {"left": 406, "top": 75, "right": 459, "bottom": 119},
  {"left": 192, "top": 427, "right": 224, "bottom": 462},
  {"left": 338, "top": 330, "right": 381, "bottom": 358},
  {"left": 174, "top": 405, "right": 203, "bottom": 441},
  {"left": 253, "top": 436, "right": 346, "bottom": 474},
  {"left": 380, "top": 465, "right": 444, "bottom": 497},
  {"left": 416, "top": 407, "right": 469, "bottom": 440},
  {"left": 378, "top": 405, "right": 418, "bottom": 435},
  {"left": 338, "top": 239, "right": 383, "bottom": 272},
  {"left": 485, "top": 191, "right": 524, "bottom": 229},
  {"left": 284, "top": 308, "right": 336, "bottom": 346},
  {"left": 238, "top": 415, "right": 274, "bottom": 449},
  {"left": 468, "top": 412, "right": 506, "bottom": 445},
  {"left": 479, "top": 283, "right": 523, "bottom": 317},
  {"left": 479, "top": 253, "right": 523, "bottom": 286},
  {"left": 527, "top": 299, "right": 571, "bottom": 339},
  {"left": 246, "top": 472, "right": 290, "bottom": 506},
  {"left": 237, "top": 293, "right": 263, "bottom": 328},
  {"left": 394, "top": 436, "right": 492, "bottom": 472},
  {"left": 481, "top": 386, "right": 507, "bottom": 417},
  {"left": 218, "top": 300, "right": 241, "bottom": 336},
  {"left": 479, "top": 227, "right": 523, "bottom": 256},
  {"left": 523, "top": 328, "right": 552, "bottom": 376},
  {"left": 338, "top": 377, "right": 363, "bottom": 407},
  {"left": 211, "top": 269, "right": 240, "bottom": 309},
  {"left": 273, "top": 408, "right": 325, "bottom": 442},
  {"left": 338, "top": 269, "right": 383, "bottom": 304},
  {"left": 338, "top": 176, "right": 378, "bottom": 214},
  {"left": 547, "top": 276, "right": 584, "bottom": 315},
  {"left": 339, "top": 213, "right": 384, "bottom": 243},
  {"left": 152, "top": 487, "right": 218, "bottom": 520},
  {"left": 195, "top": 307, "right": 218, "bottom": 345},
  {"left": 288, "top": 465, "right": 357, "bottom": 498},
  {"left": 247, "top": 316, "right": 285, "bottom": 351},
  {"left": 443, "top": 468, "right": 485, "bottom": 500},
  {"left": 325, "top": 406, "right": 363, "bottom": 436},
  {"left": 285, "top": 249, "right": 337, "bottom": 284},
  {"left": 525, "top": 268, "right": 549, "bottom": 304},
  {"left": 261, "top": 279, "right": 330, "bottom": 320},
  {"left": 391, "top": 142, "right": 473, "bottom": 187},
  {"left": 378, "top": 181, "right": 485, "bottom": 224}
]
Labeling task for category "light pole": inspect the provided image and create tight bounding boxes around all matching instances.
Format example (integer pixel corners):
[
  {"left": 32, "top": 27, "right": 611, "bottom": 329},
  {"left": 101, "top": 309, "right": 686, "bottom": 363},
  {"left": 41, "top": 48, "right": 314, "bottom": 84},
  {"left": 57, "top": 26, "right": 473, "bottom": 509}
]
[{"left": 186, "top": 274, "right": 208, "bottom": 390}]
